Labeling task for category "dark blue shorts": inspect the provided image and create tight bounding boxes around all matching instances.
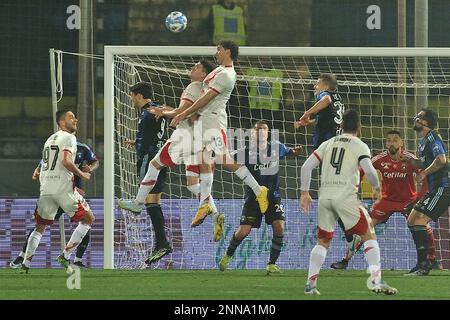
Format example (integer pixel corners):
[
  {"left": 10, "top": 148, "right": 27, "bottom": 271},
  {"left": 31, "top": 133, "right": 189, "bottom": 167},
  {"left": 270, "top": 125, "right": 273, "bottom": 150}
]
[{"left": 240, "top": 198, "right": 285, "bottom": 228}]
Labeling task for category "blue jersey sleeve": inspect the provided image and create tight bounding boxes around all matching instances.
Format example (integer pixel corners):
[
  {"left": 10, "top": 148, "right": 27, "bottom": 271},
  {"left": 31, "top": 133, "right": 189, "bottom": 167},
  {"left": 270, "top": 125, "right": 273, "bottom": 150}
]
[
  {"left": 315, "top": 91, "right": 331, "bottom": 102},
  {"left": 431, "top": 140, "right": 446, "bottom": 158},
  {"left": 277, "top": 142, "right": 292, "bottom": 159},
  {"left": 83, "top": 145, "right": 98, "bottom": 164}
]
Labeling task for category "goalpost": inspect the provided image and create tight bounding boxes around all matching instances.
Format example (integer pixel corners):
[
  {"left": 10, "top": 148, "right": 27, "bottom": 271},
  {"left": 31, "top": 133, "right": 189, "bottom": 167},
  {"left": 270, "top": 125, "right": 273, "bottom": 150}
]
[{"left": 104, "top": 46, "right": 450, "bottom": 270}]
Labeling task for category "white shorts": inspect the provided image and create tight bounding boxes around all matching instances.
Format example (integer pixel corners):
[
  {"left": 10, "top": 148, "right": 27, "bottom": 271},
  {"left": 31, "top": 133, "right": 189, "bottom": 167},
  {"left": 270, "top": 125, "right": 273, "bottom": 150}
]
[
  {"left": 156, "top": 117, "right": 228, "bottom": 167},
  {"left": 36, "top": 189, "right": 90, "bottom": 225},
  {"left": 317, "top": 197, "right": 374, "bottom": 240},
  {"left": 156, "top": 124, "right": 197, "bottom": 167},
  {"left": 194, "top": 115, "right": 228, "bottom": 156}
]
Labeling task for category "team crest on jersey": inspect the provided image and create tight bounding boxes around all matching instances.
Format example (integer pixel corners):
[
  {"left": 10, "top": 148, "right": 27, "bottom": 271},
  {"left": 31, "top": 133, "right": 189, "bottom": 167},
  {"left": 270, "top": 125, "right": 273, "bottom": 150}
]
[
  {"left": 381, "top": 162, "right": 391, "bottom": 169},
  {"left": 401, "top": 163, "right": 407, "bottom": 171}
]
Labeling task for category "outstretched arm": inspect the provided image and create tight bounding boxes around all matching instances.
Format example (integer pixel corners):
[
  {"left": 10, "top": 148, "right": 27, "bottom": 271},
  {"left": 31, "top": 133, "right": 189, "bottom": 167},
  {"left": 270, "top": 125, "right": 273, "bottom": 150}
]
[
  {"left": 295, "top": 95, "right": 332, "bottom": 128},
  {"left": 170, "top": 90, "right": 219, "bottom": 127}
]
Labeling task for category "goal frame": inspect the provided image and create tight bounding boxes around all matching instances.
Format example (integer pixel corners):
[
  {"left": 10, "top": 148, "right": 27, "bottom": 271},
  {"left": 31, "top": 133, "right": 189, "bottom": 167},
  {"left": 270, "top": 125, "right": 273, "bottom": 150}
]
[{"left": 104, "top": 45, "right": 450, "bottom": 269}]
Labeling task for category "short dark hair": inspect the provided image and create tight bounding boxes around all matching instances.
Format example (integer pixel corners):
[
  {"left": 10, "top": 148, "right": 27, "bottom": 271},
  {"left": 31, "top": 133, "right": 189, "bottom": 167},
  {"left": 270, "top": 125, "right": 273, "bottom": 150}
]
[
  {"left": 55, "top": 109, "right": 71, "bottom": 126},
  {"left": 217, "top": 40, "right": 239, "bottom": 60},
  {"left": 386, "top": 130, "right": 402, "bottom": 138},
  {"left": 318, "top": 73, "right": 338, "bottom": 91},
  {"left": 199, "top": 59, "right": 216, "bottom": 75},
  {"left": 420, "top": 107, "right": 437, "bottom": 129},
  {"left": 342, "top": 109, "right": 360, "bottom": 133},
  {"left": 130, "top": 82, "right": 154, "bottom": 99}
]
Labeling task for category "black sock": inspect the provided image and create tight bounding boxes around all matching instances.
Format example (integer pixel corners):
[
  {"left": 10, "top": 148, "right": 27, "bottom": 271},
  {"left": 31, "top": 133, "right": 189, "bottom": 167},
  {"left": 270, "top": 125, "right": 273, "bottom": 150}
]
[
  {"left": 269, "top": 235, "right": 283, "bottom": 264},
  {"left": 338, "top": 218, "right": 353, "bottom": 243},
  {"left": 75, "top": 229, "right": 91, "bottom": 259},
  {"left": 226, "top": 233, "right": 244, "bottom": 257},
  {"left": 409, "top": 225, "right": 429, "bottom": 266},
  {"left": 22, "top": 230, "right": 33, "bottom": 254},
  {"left": 146, "top": 203, "right": 169, "bottom": 249}
]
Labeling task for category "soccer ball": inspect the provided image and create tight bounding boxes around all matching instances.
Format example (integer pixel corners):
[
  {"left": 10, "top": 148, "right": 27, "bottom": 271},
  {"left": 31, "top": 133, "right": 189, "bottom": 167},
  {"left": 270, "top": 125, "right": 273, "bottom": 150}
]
[{"left": 165, "top": 11, "right": 187, "bottom": 33}]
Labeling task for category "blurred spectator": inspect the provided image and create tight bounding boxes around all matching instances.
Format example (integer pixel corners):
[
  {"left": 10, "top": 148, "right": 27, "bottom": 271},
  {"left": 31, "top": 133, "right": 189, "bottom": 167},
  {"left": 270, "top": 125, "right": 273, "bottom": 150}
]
[
  {"left": 209, "top": 0, "right": 247, "bottom": 45},
  {"left": 246, "top": 67, "right": 283, "bottom": 111}
]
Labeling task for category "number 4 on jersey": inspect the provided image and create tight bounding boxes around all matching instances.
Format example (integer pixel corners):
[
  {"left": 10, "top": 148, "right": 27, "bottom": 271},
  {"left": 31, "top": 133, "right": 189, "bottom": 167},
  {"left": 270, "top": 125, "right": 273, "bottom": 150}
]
[{"left": 330, "top": 147, "right": 345, "bottom": 174}]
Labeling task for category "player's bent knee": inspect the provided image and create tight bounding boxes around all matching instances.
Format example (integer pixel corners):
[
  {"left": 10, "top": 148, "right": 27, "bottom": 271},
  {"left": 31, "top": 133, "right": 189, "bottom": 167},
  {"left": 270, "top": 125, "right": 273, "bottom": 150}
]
[
  {"left": 235, "top": 226, "right": 251, "bottom": 239},
  {"left": 407, "top": 210, "right": 420, "bottom": 226},
  {"left": 360, "top": 231, "right": 376, "bottom": 242},
  {"left": 35, "top": 224, "right": 47, "bottom": 234},
  {"left": 317, "top": 237, "right": 331, "bottom": 248},
  {"left": 80, "top": 211, "right": 95, "bottom": 225},
  {"left": 272, "top": 220, "right": 285, "bottom": 236},
  {"left": 151, "top": 158, "right": 164, "bottom": 170}
]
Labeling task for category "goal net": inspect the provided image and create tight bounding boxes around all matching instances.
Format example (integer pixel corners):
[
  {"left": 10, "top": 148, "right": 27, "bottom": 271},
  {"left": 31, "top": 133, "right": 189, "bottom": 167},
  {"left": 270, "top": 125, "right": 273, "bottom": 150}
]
[{"left": 105, "top": 46, "right": 450, "bottom": 270}]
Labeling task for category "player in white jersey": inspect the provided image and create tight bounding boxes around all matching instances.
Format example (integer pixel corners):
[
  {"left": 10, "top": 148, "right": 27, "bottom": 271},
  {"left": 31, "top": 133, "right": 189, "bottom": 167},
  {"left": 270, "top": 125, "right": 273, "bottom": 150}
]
[
  {"left": 120, "top": 60, "right": 227, "bottom": 242},
  {"left": 121, "top": 41, "right": 269, "bottom": 242},
  {"left": 20, "top": 110, "right": 94, "bottom": 274},
  {"left": 169, "top": 40, "right": 269, "bottom": 226},
  {"left": 299, "top": 109, "right": 397, "bottom": 295}
]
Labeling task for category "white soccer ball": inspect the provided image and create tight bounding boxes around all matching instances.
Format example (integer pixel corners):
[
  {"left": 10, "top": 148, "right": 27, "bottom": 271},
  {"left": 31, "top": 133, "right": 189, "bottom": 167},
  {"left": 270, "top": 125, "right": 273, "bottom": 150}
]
[{"left": 165, "top": 11, "right": 187, "bottom": 33}]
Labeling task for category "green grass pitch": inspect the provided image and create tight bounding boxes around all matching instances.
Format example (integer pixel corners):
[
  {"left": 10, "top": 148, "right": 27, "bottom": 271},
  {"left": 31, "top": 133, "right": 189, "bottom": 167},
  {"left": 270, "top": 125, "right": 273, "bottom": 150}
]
[{"left": 1, "top": 268, "right": 449, "bottom": 300}]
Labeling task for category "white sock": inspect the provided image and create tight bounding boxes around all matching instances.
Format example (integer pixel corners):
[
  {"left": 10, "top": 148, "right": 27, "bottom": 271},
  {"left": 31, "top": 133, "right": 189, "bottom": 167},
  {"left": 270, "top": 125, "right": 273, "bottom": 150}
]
[
  {"left": 63, "top": 223, "right": 91, "bottom": 259},
  {"left": 187, "top": 183, "right": 200, "bottom": 198},
  {"left": 23, "top": 231, "right": 42, "bottom": 267},
  {"left": 209, "top": 197, "right": 218, "bottom": 214},
  {"left": 74, "top": 257, "right": 82, "bottom": 263},
  {"left": 136, "top": 162, "right": 160, "bottom": 204},
  {"left": 199, "top": 173, "right": 214, "bottom": 206},
  {"left": 363, "top": 239, "right": 381, "bottom": 284},
  {"left": 307, "top": 245, "right": 327, "bottom": 286},
  {"left": 234, "top": 166, "right": 261, "bottom": 196},
  {"left": 19, "top": 251, "right": 25, "bottom": 258},
  {"left": 188, "top": 182, "right": 219, "bottom": 213}
]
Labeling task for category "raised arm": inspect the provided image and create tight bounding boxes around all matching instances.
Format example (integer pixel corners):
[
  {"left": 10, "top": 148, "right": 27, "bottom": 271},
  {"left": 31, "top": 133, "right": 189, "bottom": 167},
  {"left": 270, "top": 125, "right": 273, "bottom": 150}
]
[{"left": 295, "top": 94, "right": 332, "bottom": 128}]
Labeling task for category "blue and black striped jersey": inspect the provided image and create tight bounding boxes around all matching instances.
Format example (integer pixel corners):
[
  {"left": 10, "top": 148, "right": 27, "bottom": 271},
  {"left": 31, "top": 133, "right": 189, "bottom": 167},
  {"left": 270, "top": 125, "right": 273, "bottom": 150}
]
[
  {"left": 312, "top": 90, "right": 345, "bottom": 148},
  {"left": 135, "top": 101, "right": 167, "bottom": 158},
  {"left": 417, "top": 130, "right": 450, "bottom": 192}
]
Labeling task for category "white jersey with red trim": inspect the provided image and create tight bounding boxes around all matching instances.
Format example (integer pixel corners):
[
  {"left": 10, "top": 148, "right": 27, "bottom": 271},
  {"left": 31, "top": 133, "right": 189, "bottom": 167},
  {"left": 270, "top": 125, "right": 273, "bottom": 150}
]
[
  {"left": 181, "top": 81, "right": 202, "bottom": 105},
  {"left": 314, "top": 133, "right": 371, "bottom": 199},
  {"left": 178, "top": 81, "right": 203, "bottom": 130},
  {"left": 39, "top": 130, "right": 77, "bottom": 195},
  {"left": 198, "top": 65, "right": 236, "bottom": 129}
]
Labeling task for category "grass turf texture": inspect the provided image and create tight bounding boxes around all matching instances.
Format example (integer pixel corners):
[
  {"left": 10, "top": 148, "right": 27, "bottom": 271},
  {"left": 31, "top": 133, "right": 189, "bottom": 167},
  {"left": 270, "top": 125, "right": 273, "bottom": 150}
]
[{"left": 1, "top": 269, "right": 449, "bottom": 300}]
